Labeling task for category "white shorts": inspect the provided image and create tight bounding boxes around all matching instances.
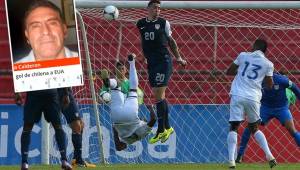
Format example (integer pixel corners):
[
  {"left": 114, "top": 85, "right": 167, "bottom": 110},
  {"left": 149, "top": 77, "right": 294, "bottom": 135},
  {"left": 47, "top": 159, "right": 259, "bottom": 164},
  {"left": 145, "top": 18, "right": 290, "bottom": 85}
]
[
  {"left": 229, "top": 95, "right": 261, "bottom": 123},
  {"left": 110, "top": 90, "right": 139, "bottom": 123},
  {"left": 114, "top": 120, "right": 152, "bottom": 144}
]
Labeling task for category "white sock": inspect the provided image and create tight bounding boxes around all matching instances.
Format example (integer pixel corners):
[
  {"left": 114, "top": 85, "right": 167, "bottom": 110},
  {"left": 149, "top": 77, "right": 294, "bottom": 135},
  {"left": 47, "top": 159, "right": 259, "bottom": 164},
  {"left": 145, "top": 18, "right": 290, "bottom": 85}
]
[
  {"left": 129, "top": 60, "right": 138, "bottom": 89},
  {"left": 227, "top": 131, "right": 237, "bottom": 162},
  {"left": 254, "top": 130, "right": 274, "bottom": 160}
]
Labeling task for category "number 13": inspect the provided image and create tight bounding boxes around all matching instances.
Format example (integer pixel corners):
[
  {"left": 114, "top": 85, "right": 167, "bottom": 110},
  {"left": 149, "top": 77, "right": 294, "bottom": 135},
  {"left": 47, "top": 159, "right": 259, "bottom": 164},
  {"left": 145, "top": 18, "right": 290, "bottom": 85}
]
[{"left": 241, "top": 61, "right": 262, "bottom": 80}]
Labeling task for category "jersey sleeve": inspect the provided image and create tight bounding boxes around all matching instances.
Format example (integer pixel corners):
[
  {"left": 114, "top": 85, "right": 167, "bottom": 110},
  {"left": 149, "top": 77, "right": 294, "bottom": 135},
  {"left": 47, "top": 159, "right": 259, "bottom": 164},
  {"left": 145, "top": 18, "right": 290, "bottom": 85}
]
[
  {"left": 265, "top": 62, "right": 274, "bottom": 76},
  {"left": 165, "top": 20, "right": 172, "bottom": 37},
  {"left": 233, "top": 53, "right": 243, "bottom": 65},
  {"left": 136, "top": 19, "right": 141, "bottom": 28},
  {"left": 278, "top": 75, "right": 290, "bottom": 88}
]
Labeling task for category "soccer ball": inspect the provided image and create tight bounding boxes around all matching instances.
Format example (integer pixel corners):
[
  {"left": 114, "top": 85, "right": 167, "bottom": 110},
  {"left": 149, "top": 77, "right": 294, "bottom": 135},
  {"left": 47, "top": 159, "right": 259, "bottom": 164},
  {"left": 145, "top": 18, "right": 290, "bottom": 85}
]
[
  {"left": 101, "top": 92, "right": 111, "bottom": 103},
  {"left": 103, "top": 5, "right": 119, "bottom": 20}
]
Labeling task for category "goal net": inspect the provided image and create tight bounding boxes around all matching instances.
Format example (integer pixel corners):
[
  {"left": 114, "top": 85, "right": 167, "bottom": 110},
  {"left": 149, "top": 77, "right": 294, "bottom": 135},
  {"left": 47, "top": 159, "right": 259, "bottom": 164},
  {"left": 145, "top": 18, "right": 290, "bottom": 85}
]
[{"left": 50, "top": 1, "right": 300, "bottom": 164}]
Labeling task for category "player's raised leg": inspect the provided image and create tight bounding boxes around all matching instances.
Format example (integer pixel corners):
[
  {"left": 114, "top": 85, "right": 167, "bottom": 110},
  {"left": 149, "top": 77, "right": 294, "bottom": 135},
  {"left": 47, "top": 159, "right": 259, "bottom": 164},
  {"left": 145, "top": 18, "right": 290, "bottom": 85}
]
[
  {"left": 245, "top": 98, "right": 276, "bottom": 168},
  {"left": 284, "top": 119, "right": 300, "bottom": 147},
  {"left": 128, "top": 53, "right": 138, "bottom": 89},
  {"left": 122, "top": 53, "right": 139, "bottom": 122},
  {"left": 248, "top": 121, "right": 277, "bottom": 168}
]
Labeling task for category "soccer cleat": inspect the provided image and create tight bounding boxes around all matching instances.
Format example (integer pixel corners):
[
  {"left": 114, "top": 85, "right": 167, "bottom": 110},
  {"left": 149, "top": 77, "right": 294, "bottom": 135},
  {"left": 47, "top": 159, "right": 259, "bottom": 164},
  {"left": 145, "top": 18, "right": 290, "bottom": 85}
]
[
  {"left": 268, "top": 159, "right": 277, "bottom": 169},
  {"left": 161, "top": 127, "right": 174, "bottom": 143},
  {"left": 149, "top": 130, "right": 166, "bottom": 144},
  {"left": 72, "top": 159, "right": 96, "bottom": 168},
  {"left": 128, "top": 53, "right": 136, "bottom": 61},
  {"left": 61, "top": 160, "right": 73, "bottom": 170},
  {"left": 21, "top": 162, "right": 29, "bottom": 170},
  {"left": 228, "top": 160, "right": 236, "bottom": 169},
  {"left": 235, "top": 154, "right": 243, "bottom": 163},
  {"left": 100, "top": 69, "right": 110, "bottom": 88}
]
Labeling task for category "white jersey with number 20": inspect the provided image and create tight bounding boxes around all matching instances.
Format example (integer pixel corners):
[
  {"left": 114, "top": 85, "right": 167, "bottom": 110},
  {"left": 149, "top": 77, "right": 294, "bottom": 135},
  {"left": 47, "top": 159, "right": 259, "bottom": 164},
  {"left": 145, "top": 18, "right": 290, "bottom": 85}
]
[{"left": 230, "top": 50, "right": 274, "bottom": 102}]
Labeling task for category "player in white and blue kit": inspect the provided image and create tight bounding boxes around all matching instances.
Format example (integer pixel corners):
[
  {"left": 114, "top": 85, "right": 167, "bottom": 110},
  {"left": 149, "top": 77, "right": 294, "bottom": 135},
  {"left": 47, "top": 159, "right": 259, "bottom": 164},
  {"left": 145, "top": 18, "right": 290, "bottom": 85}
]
[
  {"left": 236, "top": 72, "right": 300, "bottom": 163},
  {"left": 226, "top": 39, "right": 276, "bottom": 169},
  {"left": 100, "top": 54, "right": 156, "bottom": 147}
]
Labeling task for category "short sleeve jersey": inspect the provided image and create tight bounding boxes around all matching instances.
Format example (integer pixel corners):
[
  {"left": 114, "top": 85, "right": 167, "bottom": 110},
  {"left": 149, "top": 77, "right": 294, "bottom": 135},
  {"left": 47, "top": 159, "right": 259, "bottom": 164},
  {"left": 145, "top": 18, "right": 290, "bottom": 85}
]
[
  {"left": 136, "top": 17, "right": 171, "bottom": 62},
  {"left": 230, "top": 50, "right": 274, "bottom": 102}
]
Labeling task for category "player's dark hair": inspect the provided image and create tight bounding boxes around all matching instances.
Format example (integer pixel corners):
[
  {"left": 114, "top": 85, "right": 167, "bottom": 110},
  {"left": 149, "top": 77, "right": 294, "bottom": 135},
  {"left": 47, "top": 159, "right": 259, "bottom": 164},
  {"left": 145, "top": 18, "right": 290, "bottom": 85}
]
[
  {"left": 253, "top": 39, "right": 268, "bottom": 53},
  {"left": 24, "top": 0, "right": 65, "bottom": 29},
  {"left": 148, "top": 0, "right": 161, "bottom": 7}
]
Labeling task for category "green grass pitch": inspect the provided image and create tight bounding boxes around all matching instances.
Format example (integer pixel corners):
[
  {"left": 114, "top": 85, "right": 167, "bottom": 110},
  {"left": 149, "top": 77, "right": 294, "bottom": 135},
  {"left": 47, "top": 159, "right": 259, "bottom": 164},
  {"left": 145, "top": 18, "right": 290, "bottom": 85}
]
[{"left": 1, "top": 163, "right": 300, "bottom": 170}]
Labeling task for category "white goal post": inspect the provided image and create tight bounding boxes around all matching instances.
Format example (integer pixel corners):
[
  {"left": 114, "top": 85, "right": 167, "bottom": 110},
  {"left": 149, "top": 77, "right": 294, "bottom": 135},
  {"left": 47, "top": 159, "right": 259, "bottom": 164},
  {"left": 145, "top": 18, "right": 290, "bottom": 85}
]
[{"left": 45, "top": 0, "right": 300, "bottom": 165}]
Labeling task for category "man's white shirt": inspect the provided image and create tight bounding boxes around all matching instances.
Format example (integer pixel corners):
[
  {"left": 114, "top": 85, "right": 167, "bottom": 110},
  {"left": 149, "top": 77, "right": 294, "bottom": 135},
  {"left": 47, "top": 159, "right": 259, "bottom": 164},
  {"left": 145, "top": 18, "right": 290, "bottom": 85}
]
[
  {"left": 16, "top": 47, "right": 78, "bottom": 63},
  {"left": 230, "top": 50, "right": 274, "bottom": 102}
]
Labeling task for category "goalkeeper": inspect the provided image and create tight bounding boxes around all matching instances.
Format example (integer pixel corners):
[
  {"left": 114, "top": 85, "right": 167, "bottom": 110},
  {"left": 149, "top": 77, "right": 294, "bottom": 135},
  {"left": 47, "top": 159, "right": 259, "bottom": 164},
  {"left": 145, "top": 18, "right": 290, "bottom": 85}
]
[
  {"left": 99, "top": 54, "right": 156, "bottom": 151},
  {"left": 236, "top": 72, "right": 300, "bottom": 163}
]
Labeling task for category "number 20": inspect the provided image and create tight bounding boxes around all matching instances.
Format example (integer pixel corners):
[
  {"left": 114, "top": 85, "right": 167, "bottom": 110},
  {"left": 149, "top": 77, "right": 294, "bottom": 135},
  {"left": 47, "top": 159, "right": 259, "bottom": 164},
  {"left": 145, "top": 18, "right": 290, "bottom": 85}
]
[
  {"left": 155, "top": 73, "right": 165, "bottom": 82},
  {"left": 241, "top": 61, "right": 262, "bottom": 80},
  {"left": 145, "top": 32, "right": 154, "bottom": 40}
]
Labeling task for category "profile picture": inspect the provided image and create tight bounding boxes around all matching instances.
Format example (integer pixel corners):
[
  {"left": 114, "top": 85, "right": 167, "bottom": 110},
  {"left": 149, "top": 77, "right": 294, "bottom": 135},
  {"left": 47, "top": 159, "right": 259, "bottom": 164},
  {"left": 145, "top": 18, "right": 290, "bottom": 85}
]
[{"left": 6, "top": 0, "right": 83, "bottom": 92}]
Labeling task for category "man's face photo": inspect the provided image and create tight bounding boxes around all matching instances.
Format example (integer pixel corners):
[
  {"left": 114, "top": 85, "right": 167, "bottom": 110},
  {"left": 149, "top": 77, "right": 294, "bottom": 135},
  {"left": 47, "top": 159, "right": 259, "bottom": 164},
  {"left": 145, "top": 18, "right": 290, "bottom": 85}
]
[
  {"left": 25, "top": 7, "right": 67, "bottom": 61},
  {"left": 7, "top": 0, "right": 83, "bottom": 92}
]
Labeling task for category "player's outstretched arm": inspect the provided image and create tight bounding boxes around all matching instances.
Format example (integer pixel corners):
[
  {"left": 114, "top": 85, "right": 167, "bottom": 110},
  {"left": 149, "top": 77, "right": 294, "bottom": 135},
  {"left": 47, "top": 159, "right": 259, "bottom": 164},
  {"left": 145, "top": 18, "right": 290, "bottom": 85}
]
[
  {"left": 168, "top": 37, "right": 187, "bottom": 66},
  {"left": 290, "top": 82, "right": 300, "bottom": 100}
]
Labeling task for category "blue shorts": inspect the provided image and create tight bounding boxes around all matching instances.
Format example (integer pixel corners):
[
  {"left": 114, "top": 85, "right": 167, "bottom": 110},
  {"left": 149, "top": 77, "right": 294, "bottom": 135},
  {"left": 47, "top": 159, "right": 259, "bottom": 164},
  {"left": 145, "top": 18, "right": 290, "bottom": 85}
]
[
  {"left": 58, "top": 88, "right": 81, "bottom": 124},
  {"left": 147, "top": 55, "right": 173, "bottom": 87},
  {"left": 260, "top": 105, "right": 293, "bottom": 126},
  {"left": 24, "top": 90, "right": 61, "bottom": 125}
]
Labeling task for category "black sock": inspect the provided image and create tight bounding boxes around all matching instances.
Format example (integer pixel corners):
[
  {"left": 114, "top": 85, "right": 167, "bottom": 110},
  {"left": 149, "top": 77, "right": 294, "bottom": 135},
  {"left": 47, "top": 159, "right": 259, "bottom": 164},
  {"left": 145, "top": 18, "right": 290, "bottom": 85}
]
[
  {"left": 54, "top": 128, "right": 67, "bottom": 161},
  {"left": 21, "top": 131, "right": 31, "bottom": 163},
  {"left": 163, "top": 99, "right": 170, "bottom": 129},
  {"left": 156, "top": 100, "right": 165, "bottom": 133},
  {"left": 72, "top": 133, "right": 82, "bottom": 161}
]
